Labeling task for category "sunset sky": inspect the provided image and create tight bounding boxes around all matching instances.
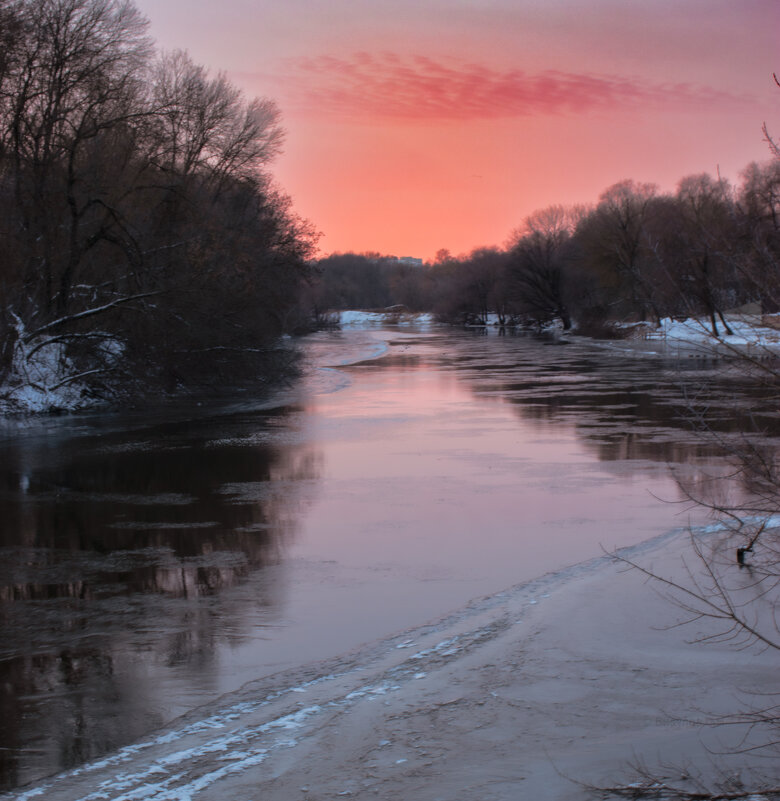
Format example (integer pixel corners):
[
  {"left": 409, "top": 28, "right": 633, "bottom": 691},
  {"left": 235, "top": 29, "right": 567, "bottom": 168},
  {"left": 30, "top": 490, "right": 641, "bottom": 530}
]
[{"left": 135, "top": 0, "right": 779, "bottom": 261}]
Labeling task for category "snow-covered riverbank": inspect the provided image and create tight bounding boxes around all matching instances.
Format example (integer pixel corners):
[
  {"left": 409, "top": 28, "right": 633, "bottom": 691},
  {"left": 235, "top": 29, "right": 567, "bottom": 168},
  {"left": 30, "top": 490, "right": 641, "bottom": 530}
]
[
  {"left": 4, "top": 524, "right": 775, "bottom": 801},
  {"left": 4, "top": 309, "right": 779, "bottom": 416}
]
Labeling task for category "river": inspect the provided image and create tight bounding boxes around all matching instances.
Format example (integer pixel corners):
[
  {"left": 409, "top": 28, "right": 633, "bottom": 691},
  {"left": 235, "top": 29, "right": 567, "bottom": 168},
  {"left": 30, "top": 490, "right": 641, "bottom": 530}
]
[{"left": 0, "top": 323, "right": 774, "bottom": 792}]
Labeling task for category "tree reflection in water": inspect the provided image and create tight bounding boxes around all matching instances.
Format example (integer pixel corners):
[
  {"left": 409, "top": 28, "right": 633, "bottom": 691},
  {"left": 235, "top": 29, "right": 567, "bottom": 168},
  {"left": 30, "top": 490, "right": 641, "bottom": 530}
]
[
  {"left": 425, "top": 331, "right": 780, "bottom": 467},
  {"left": 380, "top": 330, "right": 780, "bottom": 517},
  {"left": 3, "top": 329, "right": 779, "bottom": 791},
  {"left": 0, "top": 404, "right": 321, "bottom": 789}
]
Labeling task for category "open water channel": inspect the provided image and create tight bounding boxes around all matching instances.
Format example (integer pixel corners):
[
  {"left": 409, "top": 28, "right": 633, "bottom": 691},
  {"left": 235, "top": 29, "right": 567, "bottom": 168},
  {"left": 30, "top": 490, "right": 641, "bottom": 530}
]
[{"left": 0, "top": 323, "right": 776, "bottom": 792}]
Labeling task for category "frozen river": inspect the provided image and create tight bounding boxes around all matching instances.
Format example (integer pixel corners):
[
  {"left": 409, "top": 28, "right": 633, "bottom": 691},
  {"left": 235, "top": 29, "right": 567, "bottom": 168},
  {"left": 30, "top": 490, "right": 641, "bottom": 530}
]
[{"left": 0, "top": 324, "right": 773, "bottom": 792}]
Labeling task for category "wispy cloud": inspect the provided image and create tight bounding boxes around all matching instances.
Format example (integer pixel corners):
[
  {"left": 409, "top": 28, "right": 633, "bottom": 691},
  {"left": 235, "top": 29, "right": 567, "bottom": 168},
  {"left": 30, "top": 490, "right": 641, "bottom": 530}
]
[{"left": 276, "top": 52, "right": 748, "bottom": 121}]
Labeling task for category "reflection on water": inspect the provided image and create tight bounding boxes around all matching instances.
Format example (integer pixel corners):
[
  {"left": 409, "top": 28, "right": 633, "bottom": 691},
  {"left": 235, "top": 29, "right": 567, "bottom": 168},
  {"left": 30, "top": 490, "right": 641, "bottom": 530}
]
[
  {"left": 1, "top": 327, "right": 777, "bottom": 791},
  {"left": 382, "top": 331, "right": 780, "bottom": 464},
  {"left": 0, "top": 405, "right": 321, "bottom": 789}
]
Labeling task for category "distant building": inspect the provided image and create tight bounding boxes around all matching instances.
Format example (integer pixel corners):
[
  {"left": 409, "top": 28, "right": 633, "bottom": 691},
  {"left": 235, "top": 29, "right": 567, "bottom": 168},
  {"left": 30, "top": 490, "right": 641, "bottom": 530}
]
[{"left": 396, "top": 257, "right": 423, "bottom": 267}]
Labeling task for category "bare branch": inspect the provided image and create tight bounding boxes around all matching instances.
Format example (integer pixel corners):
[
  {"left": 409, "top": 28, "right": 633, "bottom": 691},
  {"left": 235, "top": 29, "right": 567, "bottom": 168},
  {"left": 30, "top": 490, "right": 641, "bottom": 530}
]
[{"left": 24, "top": 291, "right": 161, "bottom": 341}]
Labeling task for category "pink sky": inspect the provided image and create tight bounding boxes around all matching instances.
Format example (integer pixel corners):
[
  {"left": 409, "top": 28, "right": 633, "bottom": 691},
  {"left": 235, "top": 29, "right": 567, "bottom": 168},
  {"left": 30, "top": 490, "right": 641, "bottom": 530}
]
[{"left": 136, "top": 0, "right": 779, "bottom": 261}]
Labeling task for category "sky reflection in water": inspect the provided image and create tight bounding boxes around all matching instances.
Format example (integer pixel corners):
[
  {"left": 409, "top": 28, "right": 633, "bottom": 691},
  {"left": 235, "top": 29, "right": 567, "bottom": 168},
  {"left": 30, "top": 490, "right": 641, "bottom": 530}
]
[{"left": 1, "top": 327, "right": 774, "bottom": 790}]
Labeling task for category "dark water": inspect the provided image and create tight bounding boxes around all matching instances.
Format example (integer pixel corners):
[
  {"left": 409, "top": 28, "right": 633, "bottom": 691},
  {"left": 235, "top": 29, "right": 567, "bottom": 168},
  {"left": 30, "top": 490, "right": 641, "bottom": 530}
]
[{"left": 0, "top": 326, "right": 775, "bottom": 791}]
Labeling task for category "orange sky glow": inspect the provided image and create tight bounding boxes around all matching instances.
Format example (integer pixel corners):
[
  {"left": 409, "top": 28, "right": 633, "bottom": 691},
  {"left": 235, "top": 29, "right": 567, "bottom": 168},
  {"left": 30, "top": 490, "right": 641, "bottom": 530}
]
[{"left": 136, "top": 0, "right": 779, "bottom": 261}]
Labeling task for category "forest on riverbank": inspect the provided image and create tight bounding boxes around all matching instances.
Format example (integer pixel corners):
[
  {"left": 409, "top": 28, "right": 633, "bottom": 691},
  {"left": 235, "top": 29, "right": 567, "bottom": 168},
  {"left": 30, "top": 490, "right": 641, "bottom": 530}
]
[
  {"left": 0, "top": 0, "right": 318, "bottom": 412},
  {"left": 310, "top": 156, "right": 780, "bottom": 337}
]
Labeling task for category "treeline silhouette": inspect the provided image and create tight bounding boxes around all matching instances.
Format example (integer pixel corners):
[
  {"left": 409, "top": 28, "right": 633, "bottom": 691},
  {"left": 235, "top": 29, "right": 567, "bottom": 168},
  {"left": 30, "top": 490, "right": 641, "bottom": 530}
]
[
  {"left": 310, "top": 166, "right": 780, "bottom": 336},
  {"left": 0, "top": 0, "right": 317, "bottom": 406}
]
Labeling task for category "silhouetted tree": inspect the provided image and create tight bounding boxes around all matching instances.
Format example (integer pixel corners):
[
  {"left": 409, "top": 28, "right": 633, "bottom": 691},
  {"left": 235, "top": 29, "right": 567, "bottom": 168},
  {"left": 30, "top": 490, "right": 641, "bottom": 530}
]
[
  {"left": 429, "top": 248, "right": 510, "bottom": 325},
  {"left": 507, "top": 206, "right": 578, "bottom": 329},
  {"left": 655, "top": 174, "right": 740, "bottom": 335},
  {"left": 736, "top": 160, "right": 780, "bottom": 312},
  {"left": 578, "top": 181, "right": 662, "bottom": 322}
]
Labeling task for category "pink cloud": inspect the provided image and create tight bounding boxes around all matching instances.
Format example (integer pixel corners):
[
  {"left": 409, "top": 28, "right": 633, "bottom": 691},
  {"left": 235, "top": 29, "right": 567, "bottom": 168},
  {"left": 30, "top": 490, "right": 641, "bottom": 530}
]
[{"left": 276, "top": 53, "right": 750, "bottom": 122}]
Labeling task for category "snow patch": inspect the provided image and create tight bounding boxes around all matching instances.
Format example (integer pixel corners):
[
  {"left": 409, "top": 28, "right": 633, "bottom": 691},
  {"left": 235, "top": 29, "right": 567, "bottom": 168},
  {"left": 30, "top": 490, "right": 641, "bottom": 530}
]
[
  {"left": 337, "top": 310, "right": 434, "bottom": 328},
  {"left": 0, "top": 314, "right": 125, "bottom": 414},
  {"left": 640, "top": 316, "right": 780, "bottom": 349}
]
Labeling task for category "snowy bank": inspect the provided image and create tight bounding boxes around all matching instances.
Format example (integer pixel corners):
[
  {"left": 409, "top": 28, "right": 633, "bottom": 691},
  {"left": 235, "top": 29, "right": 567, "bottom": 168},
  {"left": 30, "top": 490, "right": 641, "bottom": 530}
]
[
  {"left": 645, "top": 315, "right": 780, "bottom": 347},
  {"left": 0, "top": 317, "right": 122, "bottom": 415},
  {"left": 604, "top": 314, "right": 780, "bottom": 360},
  {"left": 337, "top": 310, "right": 435, "bottom": 328}
]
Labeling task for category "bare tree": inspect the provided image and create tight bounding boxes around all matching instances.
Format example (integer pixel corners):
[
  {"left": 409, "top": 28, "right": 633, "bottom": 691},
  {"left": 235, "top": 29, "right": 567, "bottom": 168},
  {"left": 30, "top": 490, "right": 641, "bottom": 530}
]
[
  {"left": 736, "top": 160, "right": 780, "bottom": 313},
  {"left": 761, "top": 73, "right": 780, "bottom": 160},
  {"left": 0, "top": 0, "right": 153, "bottom": 314},
  {"left": 148, "top": 49, "right": 283, "bottom": 188},
  {"left": 507, "top": 205, "right": 580, "bottom": 329},
  {"left": 0, "top": 0, "right": 316, "bottom": 407},
  {"left": 583, "top": 180, "right": 663, "bottom": 322}
]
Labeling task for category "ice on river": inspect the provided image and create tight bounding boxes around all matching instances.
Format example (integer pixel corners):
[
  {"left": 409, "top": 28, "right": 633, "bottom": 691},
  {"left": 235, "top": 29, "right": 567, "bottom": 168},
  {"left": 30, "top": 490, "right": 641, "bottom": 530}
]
[{"left": 0, "top": 527, "right": 697, "bottom": 801}]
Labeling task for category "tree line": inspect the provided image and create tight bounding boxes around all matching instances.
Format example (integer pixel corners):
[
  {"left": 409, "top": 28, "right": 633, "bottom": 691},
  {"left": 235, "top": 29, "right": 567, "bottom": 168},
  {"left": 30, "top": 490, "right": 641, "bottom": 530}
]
[
  {"left": 0, "top": 0, "right": 317, "bottom": 408},
  {"left": 311, "top": 163, "right": 780, "bottom": 337}
]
